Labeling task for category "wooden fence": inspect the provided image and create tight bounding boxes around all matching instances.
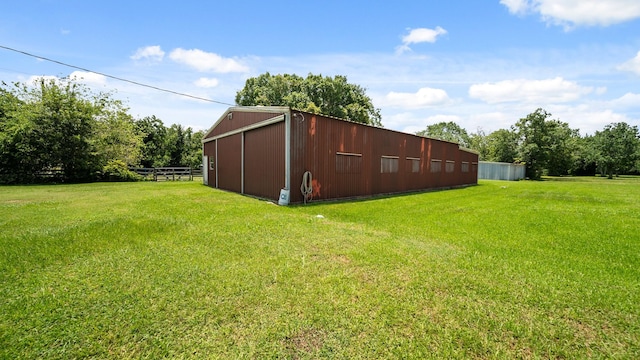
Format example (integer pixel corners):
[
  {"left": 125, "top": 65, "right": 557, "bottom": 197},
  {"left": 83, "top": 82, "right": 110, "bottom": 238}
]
[{"left": 129, "top": 167, "right": 202, "bottom": 181}]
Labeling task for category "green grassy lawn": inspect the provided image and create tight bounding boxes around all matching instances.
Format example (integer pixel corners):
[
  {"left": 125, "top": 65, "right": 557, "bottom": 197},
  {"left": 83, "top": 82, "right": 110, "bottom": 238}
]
[{"left": 1, "top": 177, "right": 639, "bottom": 358}]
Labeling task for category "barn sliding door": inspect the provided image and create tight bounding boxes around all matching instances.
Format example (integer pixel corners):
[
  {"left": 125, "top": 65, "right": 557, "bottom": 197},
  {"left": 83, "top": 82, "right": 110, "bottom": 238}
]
[
  {"left": 243, "top": 122, "right": 286, "bottom": 201},
  {"left": 216, "top": 134, "right": 242, "bottom": 193}
]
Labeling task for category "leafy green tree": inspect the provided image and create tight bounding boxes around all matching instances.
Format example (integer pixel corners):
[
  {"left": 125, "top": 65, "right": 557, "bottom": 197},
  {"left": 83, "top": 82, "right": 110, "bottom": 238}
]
[
  {"left": 136, "top": 116, "right": 168, "bottom": 167},
  {"left": 572, "top": 135, "right": 599, "bottom": 176},
  {"left": 36, "top": 78, "right": 99, "bottom": 181},
  {"left": 486, "top": 129, "right": 518, "bottom": 163},
  {"left": 183, "top": 129, "right": 205, "bottom": 169},
  {"left": 101, "top": 159, "right": 142, "bottom": 181},
  {"left": 165, "top": 124, "right": 186, "bottom": 167},
  {"left": 594, "top": 122, "right": 640, "bottom": 178},
  {"left": 545, "top": 120, "right": 579, "bottom": 176},
  {"left": 0, "top": 78, "right": 150, "bottom": 183},
  {"left": 0, "top": 85, "right": 31, "bottom": 183},
  {"left": 0, "top": 78, "right": 100, "bottom": 183},
  {"left": 134, "top": 117, "right": 203, "bottom": 169},
  {"left": 469, "top": 129, "right": 489, "bottom": 160},
  {"left": 513, "top": 109, "right": 579, "bottom": 178},
  {"left": 513, "top": 109, "right": 550, "bottom": 179},
  {"left": 416, "top": 121, "right": 471, "bottom": 148},
  {"left": 93, "top": 102, "right": 143, "bottom": 168},
  {"left": 235, "top": 72, "right": 382, "bottom": 126}
]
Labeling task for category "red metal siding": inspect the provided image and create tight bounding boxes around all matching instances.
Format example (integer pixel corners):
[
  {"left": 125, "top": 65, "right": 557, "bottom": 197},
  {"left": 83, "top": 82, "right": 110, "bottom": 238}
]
[
  {"left": 290, "top": 113, "right": 372, "bottom": 203},
  {"left": 217, "top": 134, "right": 242, "bottom": 193},
  {"left": 205, "top": 107, "right": 478, "bottom": 204},
  {"left": 288, "top": 110, "right": 478, "bottom": 204},
  {"left": 203, "top": 140, "right": 216, "bottom": 188},
  {"left": 207, "top": 111, "right": 284, "bottom": 138},
  {"left": 243, "top": 122, "right": 286, "bottom": 201}
]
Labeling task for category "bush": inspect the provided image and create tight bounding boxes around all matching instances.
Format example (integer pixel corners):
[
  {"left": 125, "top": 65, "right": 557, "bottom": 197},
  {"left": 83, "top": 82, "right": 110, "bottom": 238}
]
[{"left": 101, "top": 160, "right": 142, "bottom": 182}]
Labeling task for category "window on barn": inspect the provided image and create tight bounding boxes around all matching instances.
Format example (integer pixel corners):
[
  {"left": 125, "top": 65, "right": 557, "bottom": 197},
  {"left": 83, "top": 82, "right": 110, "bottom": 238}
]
[
  {"left": 472, "top": 162, "right": 478, "bottom": 173},
  {"left": 446, "top": 161, "right": 455, "bottom": 173},
  {"left": 461, "top": 162, "right": 469, "bottom": 173},
  {"left": 430, "top": 159, "right": 442, "bottom": 173},
  {"left": 406, "top": 157, "right": 420, "bottom": 173},
  {"left": 209, "top": 157, "right": 215, "bottom": 170},
  {"left": 336, "top": 152, "right": 362, "bottom": 174},
  {"left": 381, "top": 156, "right": 399, "bottom": 173}
]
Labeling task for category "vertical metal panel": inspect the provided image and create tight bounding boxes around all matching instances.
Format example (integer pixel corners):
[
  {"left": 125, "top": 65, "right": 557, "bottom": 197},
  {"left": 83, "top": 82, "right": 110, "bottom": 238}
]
[
  {"left": 478, "top": 161, "right": 525, "bottom": 181},
  {"left": 203, "top": 141, "right": 216, "bottom": 189},
  {"left": 371, "top": 129, "right": 399, "bottom": 194},
  {"left": 217, "top": 134, "right": 242, "bottom": 193},
  {"left": 294, "top": 114, "right": 371, "bottom": 201},
  {"left": 286, "top": 110, "right": 479, "bottom": 203},
  {"left": 289, "top": 111, "right": 306, "bottom": 204},
  {"left": 243, "top": 122, "right": 286, "bottom": 200},
  {"left": 403, "top": 137, "right": 424, "bottom": 191}
]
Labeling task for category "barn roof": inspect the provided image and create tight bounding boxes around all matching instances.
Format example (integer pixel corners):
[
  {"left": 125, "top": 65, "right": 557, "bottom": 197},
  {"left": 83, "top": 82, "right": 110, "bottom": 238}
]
[{"left": 203, "top": 106, "right": 477, "bottom": 154}]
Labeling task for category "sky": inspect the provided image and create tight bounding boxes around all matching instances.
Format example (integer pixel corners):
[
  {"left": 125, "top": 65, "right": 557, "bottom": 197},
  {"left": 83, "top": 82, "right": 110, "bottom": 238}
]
[{"left": 1, "top": 0, "right": 640, "bottom": 136}]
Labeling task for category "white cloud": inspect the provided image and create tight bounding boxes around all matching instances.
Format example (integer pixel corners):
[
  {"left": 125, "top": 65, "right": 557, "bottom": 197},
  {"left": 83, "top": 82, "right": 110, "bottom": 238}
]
[
  {"left": 501, "top": 0, "right": 640, "bottom": 28},
  {"left": 500, "top": 0, "right": 530, "bottom": 15},
  {"left": 551, "top": 105, "right": 633, "bottom": 135},
  {"left": 469, "top": 112, "right": 515, "bottom": 130},
  {"left": 194, "top": 77, "right": 219, "bottom": 88},
  {"left": 396, "top": 27, "right": 447, "bottom": 54},
  {"left": 69, "top": 71, "right": 107, "bottom": 85},
  {"left": 617, "top": 51, "right": 640, "bottom": 76},
  {"left": 131, "top": 45, "right": 165, "bottom": 61},
  {"left": 469, "top": 77, "right": 593, "bottom": 104},
  {"left": 609, "top": 93, "right": 640, "bottom": 108},
  {"left": 169, "top": 48, "right": 248, "bottom": 73},
  {"left": 384, "top": 87, "right": 451, "bottom": 108},
  {"left": 383, "top": 112, "right": 425, "bottom": 133},
  {"left": 402, "top": 27, "right": 447, "bottom": 44},
  {"left": 424, "top": 114, "right": 463, "bottom": 125}
]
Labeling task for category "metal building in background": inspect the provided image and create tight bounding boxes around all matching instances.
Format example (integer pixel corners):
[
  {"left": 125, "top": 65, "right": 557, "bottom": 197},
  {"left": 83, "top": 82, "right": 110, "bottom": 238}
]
[
  {"left": 477, "top": 161, "right": 526, "bottom": 181},
  {"left": 202, "top": 106, "right": 479, "bottom": 205}
]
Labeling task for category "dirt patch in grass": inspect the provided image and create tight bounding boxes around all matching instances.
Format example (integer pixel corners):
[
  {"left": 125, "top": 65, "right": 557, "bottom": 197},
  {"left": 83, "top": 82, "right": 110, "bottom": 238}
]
[
  {"left": 332, "top": 254, "right": 351, "bottom": 264},
  {"left": 283, "top": 327, "right": 326, "bottom": 357}
]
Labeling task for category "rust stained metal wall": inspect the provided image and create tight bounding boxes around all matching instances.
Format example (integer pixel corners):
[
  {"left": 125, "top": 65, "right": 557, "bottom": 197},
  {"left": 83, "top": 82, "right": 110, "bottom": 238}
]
[
  {"left": 290, "top": 113, "right": 370, "bottom": 203},
  {"left": 204, "top": 107, "right": 478, "bottom": 204},
  {"left": 289, "top": 111, "right": 478, "bottom": 204},
  {"left": 243, "top": 122, "right": 286, "bottom": 200}
]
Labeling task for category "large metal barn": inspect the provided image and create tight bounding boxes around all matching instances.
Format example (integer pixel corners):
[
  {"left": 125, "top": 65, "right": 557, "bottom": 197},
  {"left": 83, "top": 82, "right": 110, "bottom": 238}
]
[{"left": 202, "top": 106, "right": 478, "bottom": 205}]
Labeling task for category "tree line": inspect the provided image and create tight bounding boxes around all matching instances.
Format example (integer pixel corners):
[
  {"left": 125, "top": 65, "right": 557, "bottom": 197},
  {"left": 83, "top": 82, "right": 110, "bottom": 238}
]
[
  {"left": 418, "top": 108, "right": 640, "bottom": 179},
  {"left": 2, "top": 74, "right": 638, "bottom": 184},
  {"left": 0, "top": 78, "right": 204, "bottom": 184},
  {"left": 235, "top": 73, "right": 640, "bottom": 180}
]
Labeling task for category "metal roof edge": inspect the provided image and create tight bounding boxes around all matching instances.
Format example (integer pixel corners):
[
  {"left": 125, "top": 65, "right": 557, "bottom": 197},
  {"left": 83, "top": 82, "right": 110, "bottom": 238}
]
[
  {"left": 479, "top": 160, "right": 525, "bottom": 165},
  {"left": 204, "top": 107, "right": 479, "bottom": 157},
  {"left": 459, "top": 146, "right": 479, "bottom": 155},
  {"left": 202, "top": 106, "right": 292, "bottom": 141}
]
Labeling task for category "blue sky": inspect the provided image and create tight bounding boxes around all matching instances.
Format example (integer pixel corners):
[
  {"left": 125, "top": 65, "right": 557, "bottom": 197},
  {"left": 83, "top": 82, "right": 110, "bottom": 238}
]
[{"left": 2, "top": 0, "right": 640, "bottom": 135}]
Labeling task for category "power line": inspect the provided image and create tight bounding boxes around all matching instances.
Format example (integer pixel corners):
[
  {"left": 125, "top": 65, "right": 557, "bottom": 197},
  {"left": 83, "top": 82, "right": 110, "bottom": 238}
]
[{"left": 0, "top": 44, "right": 235, "bottom": 106}]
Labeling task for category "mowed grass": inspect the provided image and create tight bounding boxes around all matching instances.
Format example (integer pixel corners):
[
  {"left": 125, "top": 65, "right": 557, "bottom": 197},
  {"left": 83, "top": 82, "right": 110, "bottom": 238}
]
[{"left": 0, "top": 177, "right": 639, "bottom": 358}]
